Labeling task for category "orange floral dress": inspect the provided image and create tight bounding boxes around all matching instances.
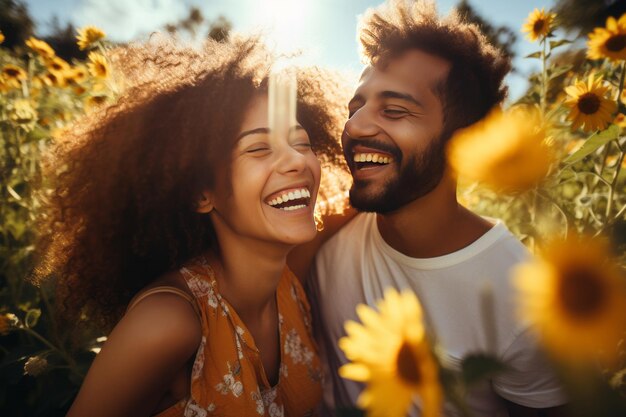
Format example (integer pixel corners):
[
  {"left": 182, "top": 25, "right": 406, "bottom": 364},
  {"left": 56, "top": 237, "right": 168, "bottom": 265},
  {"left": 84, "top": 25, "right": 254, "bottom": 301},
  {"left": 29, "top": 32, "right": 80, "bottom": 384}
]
[{"left": 155, "top": 255, "right": 322, "bottom": 417}]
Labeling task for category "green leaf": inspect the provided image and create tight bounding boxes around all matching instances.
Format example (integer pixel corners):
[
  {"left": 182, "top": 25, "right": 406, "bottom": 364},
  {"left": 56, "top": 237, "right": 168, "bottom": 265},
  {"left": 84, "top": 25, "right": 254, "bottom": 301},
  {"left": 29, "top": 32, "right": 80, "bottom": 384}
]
[
  {"left": 548, "top": 65, "right": 573, "bottom": 80},
  {"left": 563, "top": 125, "right": 620, "bottom": 164},
  {"left": 461, "top": 353, "right": 507, "bottom": 385},
  {"left": 525, "top": 51, "right": 542, "bottom": 59},
  {"left": 25, "top": 308, "right": 41, "bottom": 328},
  {"left": 549, "top": 39, "right": 572, "bottom": 50}
]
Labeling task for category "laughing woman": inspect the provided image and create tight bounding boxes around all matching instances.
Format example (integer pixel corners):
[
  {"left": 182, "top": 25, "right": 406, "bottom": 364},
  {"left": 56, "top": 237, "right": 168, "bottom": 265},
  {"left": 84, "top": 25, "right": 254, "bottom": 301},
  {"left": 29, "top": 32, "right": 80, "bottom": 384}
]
[{"left": 33, "top": 36, "right": 349, "bottom": 417}]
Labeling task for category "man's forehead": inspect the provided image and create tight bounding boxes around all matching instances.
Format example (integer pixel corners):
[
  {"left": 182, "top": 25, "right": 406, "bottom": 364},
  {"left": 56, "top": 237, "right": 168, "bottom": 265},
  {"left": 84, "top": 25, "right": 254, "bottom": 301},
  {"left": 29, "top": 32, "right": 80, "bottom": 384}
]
[{"left": 356, "top": 50, "right": 450, "bottom": 95}]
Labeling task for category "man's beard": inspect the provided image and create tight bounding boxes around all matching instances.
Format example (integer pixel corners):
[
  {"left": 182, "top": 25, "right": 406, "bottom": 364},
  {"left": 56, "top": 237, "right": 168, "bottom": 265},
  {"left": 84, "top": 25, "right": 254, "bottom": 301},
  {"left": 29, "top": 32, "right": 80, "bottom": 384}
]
[{"left": 349, "top": 137, "right": 446, "bottom": 214}]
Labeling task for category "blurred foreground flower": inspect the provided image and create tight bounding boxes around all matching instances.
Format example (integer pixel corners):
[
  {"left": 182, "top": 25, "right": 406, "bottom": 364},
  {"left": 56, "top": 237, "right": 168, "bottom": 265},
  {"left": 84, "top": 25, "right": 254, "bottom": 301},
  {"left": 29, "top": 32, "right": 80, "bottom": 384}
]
[
  {"left": 588, "top": 14, "right": 626, "bottom": 62},
  {"left": 447, "top": 107, "right": 553, "bottom": 192},
  {"left": 25, "top": 37, "right": 55, "bottom": 59},
  {"left": 0, "top": 31, "right": 5, "bottom": 45},
  {"left": 522, "top": 8, "right": 555, "bottom": 42},
  {"left": 77, "top": 26, "right": 106, "bottom": 50},
  {"left": 339, "top": 289, "right": 442, "bottom": 417},
  {"left": 87, "top": 52, "right": 110, "bottom": 79},
  {"left": 24, "top": 356, "right": 48, "bottom": 377},
  {"left": 514, "top": 236, "right": 626, "bottom": 366},
  {"left": 565, "top": 75, "right": 616, "bottom": 133},
  {"left": 0, "top": 313, "right": 18, "bottom": 335}
]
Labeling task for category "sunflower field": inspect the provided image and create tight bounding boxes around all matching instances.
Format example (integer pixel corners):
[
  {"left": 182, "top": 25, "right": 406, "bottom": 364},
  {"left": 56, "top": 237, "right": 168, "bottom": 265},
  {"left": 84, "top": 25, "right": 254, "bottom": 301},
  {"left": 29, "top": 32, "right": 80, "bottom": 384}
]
[
  {"left": 1, "top": 6, "right": 626, "bottom": 417},
  {"left": 0, "top": 28, "right": 115, "bottom": 416}
]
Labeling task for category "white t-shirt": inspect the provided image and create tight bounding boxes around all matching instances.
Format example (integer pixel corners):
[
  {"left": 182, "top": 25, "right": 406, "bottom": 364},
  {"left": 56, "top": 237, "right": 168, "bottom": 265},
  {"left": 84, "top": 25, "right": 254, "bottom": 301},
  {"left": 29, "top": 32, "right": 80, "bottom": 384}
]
[{"left": 308, "top": 212, "right": 566, "bottom": 417}]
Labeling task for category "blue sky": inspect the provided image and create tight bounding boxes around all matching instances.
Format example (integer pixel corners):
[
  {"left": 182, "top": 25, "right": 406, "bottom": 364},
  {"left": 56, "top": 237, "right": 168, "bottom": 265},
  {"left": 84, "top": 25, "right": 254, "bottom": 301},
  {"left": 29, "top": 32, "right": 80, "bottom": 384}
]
[{"left": 24, "top": 0, "right": 559, "bottom": 99}]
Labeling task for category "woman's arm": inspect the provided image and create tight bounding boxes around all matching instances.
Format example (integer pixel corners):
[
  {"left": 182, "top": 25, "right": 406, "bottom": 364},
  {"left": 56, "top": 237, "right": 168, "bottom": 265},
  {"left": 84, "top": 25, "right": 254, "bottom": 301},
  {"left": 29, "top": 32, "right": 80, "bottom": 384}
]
[
  {"left": 67, "top": 294, "right": 202, "bottom": 417},
  {"left": 288, "top": 208, "right": 357, "bottom": 281}
]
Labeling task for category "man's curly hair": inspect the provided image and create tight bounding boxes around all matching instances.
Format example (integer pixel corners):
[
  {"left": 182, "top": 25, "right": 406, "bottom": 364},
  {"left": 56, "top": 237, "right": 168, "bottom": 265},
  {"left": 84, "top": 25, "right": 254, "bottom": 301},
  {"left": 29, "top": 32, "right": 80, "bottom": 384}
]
[
  {"left": 33, "top": 35, "right": 349, "bottom": 331},
  {"left": 358, "top": 0, "right": 511, "bottom": 139}
]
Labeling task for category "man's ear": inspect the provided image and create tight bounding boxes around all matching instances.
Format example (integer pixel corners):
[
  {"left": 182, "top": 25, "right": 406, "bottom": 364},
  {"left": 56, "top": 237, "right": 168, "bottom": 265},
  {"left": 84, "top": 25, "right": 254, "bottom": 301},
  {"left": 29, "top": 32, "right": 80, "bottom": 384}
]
[{"left": 196, "top": 191, "right": 214, "bottom": 214}]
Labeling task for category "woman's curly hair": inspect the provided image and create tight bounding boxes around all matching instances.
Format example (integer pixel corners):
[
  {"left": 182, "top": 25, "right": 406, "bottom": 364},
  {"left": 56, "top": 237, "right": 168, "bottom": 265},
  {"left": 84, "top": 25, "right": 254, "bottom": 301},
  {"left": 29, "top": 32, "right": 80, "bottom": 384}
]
[
  {"left": 358, "top": 0, "right": 512, "bottom": 140},
  {"left": 33, "top": 35, "right": 350, "bottom": 331}
]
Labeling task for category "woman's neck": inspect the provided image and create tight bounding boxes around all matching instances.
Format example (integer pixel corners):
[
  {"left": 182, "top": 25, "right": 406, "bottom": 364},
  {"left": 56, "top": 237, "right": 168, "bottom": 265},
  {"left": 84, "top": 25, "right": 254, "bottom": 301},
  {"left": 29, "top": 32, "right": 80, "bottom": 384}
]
[{"left": 209, "top": 222, "right": 292, "bottom": 320}]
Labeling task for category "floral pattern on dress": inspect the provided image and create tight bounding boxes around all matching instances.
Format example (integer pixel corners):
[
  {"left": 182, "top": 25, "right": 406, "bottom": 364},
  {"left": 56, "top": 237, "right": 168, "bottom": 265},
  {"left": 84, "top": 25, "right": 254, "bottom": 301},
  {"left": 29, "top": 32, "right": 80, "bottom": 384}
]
[
  {"left": 251, "top": 389, "right": 265, "bottom": 415},
  {"left": 284, "top": 328, "right": 314, "bottom": 366},
  {"left": 154, "top": 256, "right": 322, "bottom": 417},
  {"left": 215, "top": 361, "right": 244, "bottom": 397},
  {"left": 184, "top": 401, "right": 207, "bottom": 417}
]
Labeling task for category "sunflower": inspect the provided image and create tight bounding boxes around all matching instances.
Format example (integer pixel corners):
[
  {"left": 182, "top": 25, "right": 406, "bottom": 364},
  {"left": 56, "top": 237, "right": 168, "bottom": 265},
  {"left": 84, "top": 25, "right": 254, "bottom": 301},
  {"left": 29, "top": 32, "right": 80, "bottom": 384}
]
[
  {"left": 447, "top": 107, "right": 554, "bottom": 193},
  {"left": 514, "top": 236, "right": 626, "bottom": 366},
  {"left": 588, "top": 14, "right": 626, "bottom": 61},
  {"left": 87, "top": 52, "right": 109, "bottom": 79},
  {"left": 0, "top": 31, "right": 5, "bottom": 45},
  {"left": 41, "top": 71, "right": 67, "bottom": 88},
  {"left": 45, "top": 56, "right": 70, "bottom": 73},
  {"left": 85, "top": 94, "right": 109, "bottom": 112},
  {"left": 76, "top": 26, "right": 106, "bottom": 50},
  {"left": 614, "top": 112, "right": 626, "bottom": 128},
  {"left": 69, "top": 65, "right": 88, "bottom": 83},
  {"left": 339, "top": 288, "right": 442, "bottom": 417},
  {"left": 565, "top": 75, "right": 616, "bottom": 132},
  {"left": 2, "top": 64, "right": 27, "bottom": 82},
  {"left": 522, "top": 8, "right": 556, "bottom": 42},
  {"left": 25, "top": 37, "right": 55, "bottom": 59}
]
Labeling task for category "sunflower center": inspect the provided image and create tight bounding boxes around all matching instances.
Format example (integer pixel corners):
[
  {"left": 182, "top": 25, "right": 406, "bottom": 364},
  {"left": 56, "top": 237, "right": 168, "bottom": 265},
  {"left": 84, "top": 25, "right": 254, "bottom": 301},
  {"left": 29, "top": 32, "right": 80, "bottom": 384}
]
[
  {"left": 560, "top": 267, "right": 607, "bottom": 318},
  {"left": 4, "top": 68, "right": 20, "bottom": 77},
  {"left": 533, "top": 19, "right": 545, "bottom": 34},
  {"left": 577, "top": 93, "right": 601, "bottom": 115},
  {"left": 396, "top": 341, "right": 421, "bottom": 385},
  {"left": 606, "top": 34, "right": 626, "bottom": 52}
]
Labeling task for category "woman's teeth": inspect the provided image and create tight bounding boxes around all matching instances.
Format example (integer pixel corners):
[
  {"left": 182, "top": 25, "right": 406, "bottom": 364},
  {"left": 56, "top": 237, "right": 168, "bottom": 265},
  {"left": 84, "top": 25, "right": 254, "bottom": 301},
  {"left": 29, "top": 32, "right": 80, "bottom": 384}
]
[
  {"left": 353, "top": 152, "right": 392, "bottom": 164},
  {"left": 267, "top": 188, "right": 311, "bottom": 210}
]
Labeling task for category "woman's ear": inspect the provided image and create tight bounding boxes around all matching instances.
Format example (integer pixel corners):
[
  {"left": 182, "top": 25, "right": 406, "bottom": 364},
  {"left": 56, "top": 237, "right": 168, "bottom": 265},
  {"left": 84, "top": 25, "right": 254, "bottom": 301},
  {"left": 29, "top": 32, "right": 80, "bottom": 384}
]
[{"left": 196, "top": 191, "right": 214, "bottom": 213}]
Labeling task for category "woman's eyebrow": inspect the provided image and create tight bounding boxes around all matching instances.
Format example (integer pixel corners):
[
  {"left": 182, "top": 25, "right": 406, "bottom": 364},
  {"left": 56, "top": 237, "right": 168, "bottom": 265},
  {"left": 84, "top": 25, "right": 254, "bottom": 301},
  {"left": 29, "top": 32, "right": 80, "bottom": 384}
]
[
  {"left": 236, "top": 127, "right": 269, "bottom": 141},
  {"left": 236, "top": 125, "right": 304, "bottom": 141}
]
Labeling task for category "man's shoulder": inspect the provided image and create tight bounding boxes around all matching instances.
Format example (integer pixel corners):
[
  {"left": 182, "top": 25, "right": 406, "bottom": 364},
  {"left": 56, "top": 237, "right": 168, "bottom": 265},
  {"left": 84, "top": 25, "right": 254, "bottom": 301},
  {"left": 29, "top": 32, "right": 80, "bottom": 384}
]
[{"left": 318, "top": 211, "right": 375, "bottom": 255}]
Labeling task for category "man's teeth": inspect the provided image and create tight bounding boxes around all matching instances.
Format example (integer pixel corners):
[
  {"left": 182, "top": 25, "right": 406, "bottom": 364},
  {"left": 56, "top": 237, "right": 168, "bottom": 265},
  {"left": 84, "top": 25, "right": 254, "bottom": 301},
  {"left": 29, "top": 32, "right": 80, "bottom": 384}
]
[
  {"left": 267, "top": 188, "right": 311, "bottom": 208},
  {"left": 353, "top": 153, "right": 392, "bottom": 164}
]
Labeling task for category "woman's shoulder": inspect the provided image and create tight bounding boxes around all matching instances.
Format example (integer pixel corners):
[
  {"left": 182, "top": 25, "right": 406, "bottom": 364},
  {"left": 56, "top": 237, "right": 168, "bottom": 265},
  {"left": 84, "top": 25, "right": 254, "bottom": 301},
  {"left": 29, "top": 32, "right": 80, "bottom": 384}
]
[{"left": 120, "top": 269, "right": 202, "bottom": 355}]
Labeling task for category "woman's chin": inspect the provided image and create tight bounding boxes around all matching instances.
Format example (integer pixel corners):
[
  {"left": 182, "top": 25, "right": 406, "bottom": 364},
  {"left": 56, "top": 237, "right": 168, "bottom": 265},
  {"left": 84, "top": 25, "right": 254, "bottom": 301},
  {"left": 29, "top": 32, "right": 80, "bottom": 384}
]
[{"left": 274, "top": 223, "right": 318, "bottom": 246}]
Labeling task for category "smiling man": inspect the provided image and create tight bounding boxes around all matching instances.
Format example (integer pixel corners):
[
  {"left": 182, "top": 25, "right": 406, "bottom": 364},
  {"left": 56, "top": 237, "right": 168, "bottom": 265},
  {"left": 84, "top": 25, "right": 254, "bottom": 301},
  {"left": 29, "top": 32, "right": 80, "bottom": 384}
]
[{"left": 307, "top": 1, "right": 569, "bottom": 416}]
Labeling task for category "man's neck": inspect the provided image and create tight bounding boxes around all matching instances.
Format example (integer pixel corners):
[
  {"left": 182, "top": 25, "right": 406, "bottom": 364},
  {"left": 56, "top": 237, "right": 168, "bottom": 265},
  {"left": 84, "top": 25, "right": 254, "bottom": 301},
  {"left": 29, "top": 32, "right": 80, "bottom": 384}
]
[{"left": 375, "top": 175, "right": 493, "bottom": 258}]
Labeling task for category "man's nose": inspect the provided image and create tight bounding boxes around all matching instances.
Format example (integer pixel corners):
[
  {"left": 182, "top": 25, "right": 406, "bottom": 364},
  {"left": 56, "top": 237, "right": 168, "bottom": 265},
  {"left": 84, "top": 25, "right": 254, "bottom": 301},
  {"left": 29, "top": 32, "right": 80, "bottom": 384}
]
[{"left": 344, "top": 107, "right": 379, "bottom": 139}]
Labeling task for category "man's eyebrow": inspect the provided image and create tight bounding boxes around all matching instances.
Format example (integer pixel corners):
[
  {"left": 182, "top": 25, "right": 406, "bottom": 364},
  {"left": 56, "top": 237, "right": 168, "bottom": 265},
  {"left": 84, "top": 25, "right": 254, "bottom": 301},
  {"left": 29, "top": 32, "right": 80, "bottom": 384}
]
[
  {"left": 379, "top": 91, "right": 423, "bottom": 108},
  {"left": 236, "top": 125, "right": 304, "bottom": 141}
]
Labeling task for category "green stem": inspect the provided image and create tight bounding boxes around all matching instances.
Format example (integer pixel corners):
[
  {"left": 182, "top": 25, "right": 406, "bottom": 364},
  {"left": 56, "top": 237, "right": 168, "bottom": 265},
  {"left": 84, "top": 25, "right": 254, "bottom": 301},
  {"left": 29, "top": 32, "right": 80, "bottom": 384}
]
[
  {"left": 19, "top": 326, "right": 82, "bottom": 377},
  {"left": 541, "top": 38, "right": 548, "bottom": 117},
  {"left": 615, "top": 62, "right": 626, "bottom": 104},
  {"left": 605, "top": 145, "right": 625, "bottom": 219}
]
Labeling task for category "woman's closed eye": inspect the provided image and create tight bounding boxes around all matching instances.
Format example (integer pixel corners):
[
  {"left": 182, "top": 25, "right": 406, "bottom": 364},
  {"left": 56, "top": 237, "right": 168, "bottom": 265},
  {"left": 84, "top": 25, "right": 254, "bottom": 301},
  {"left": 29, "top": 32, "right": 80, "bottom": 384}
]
[{"left": 243, "top": 142, "right": 271, "bottom": 155}]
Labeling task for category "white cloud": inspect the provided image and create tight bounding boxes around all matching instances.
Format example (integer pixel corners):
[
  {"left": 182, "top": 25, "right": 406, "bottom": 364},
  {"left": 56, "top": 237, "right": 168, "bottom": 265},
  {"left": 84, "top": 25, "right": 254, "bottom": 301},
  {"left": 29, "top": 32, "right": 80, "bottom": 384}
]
[{"left": 72, "top": 0, "right": 188, "bottom": 41}]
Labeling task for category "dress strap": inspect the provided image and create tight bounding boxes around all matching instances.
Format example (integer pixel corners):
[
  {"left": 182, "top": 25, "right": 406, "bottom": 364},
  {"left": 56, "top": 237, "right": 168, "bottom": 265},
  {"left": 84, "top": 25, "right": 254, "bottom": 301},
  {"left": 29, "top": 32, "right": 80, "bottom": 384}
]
[{"left": 127, "top": 286, "right": 200, "bottom": 317}]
